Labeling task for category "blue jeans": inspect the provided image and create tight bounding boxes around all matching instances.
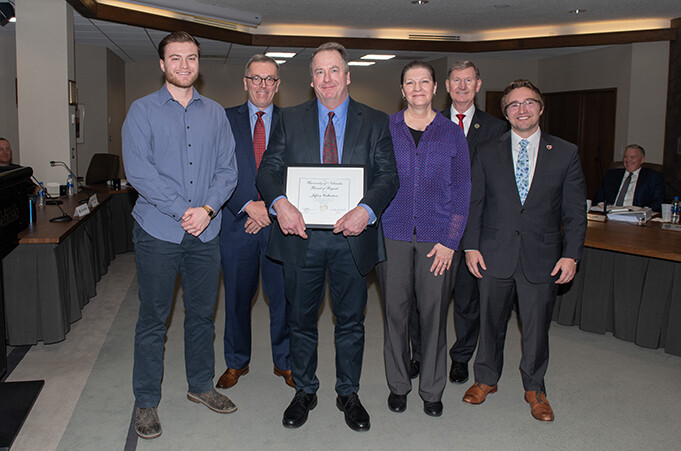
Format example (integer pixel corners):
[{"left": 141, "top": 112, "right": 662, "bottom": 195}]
[{"left": 132, "top": 222, "right": 220, "bottom": 407}]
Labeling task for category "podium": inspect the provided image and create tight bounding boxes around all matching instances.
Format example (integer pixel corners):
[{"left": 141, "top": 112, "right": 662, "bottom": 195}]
[{"left": 0, "top": 167, "right": 44, "bottom": 450}]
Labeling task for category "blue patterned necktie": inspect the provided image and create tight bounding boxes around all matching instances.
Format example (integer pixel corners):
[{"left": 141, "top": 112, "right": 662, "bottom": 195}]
[{"left": 516, "top": 139, "right": 530, "bottom": 204}]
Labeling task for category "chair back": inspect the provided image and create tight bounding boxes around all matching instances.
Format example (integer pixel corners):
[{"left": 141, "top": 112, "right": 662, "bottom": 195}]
[{"left": 85, "top": 153, "right": 119, "bottom": 185}]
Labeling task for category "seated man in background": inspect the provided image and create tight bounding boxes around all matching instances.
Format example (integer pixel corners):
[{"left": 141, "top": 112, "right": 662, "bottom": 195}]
[
  {"left": 593, "top": 144, "right": 664, "bottom": 212},
  {"left": 0, "top": 137, "right": 21, "bottom": 173}
]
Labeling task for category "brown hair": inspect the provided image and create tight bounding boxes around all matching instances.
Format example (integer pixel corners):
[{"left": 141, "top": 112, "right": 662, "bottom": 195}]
[
  {"left": 400, "top": 61, "right": 436, "bottom": 85},
  {"left": 500, "top": 79, "right": 544, "bottom": 112},
  {"left": 157, "top": 31, "right": 200, "bottom": 60}
]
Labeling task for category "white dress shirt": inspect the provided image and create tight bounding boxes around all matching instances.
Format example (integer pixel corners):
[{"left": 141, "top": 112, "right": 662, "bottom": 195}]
[{"left": 450, "top": 104, "right": 476, "bottom": 137}]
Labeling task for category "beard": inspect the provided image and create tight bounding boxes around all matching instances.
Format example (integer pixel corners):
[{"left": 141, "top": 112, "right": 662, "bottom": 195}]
[{"left": 165, "top": 71, "right": 198, "bottom": 89}]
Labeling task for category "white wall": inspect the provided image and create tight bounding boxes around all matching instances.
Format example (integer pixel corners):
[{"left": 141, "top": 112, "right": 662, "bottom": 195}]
[
  {"left": 627, "top": 41, "right": 669, "bottom": 163},
  {"left": 75, "top": 44, "right": 108, "bottom": 177}
]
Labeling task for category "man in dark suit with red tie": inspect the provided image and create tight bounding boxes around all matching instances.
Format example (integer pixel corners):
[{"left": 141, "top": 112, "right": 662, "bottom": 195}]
[
  {"left": 217, "top": 55, "right": 293, "bottom": 390},
  {"left": 461, "top": 79, "right": 586, "bottom": 422},
  {"left": 256, "top": 42, "right": 398, "bottom": 432}
]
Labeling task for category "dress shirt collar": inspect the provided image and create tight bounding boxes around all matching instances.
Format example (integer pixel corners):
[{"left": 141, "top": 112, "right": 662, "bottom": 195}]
[
  {"left": 157, "top": 83, "right": 202, "bottom": 106},
  {"left": 450, "top": 104, "right": 476, "bottom": 137},
  {"left": 247, "top": 101, "right": 273, "bottom": 119},
  {"left": 317, "top": 96, "right": 350, "bottom": 123}
]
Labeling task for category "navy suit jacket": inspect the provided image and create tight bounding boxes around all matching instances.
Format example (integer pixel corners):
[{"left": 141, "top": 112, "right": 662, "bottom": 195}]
[
  {"left": 593, "top": 167, "right": 665, "bottom": 212},
  {"left": 221, "top": 102, "right": 280, "bottom": 236},
  {"left": 461, "top": 131, "right": 587, "bottom": 284},
  {"left": 442, "top": 106, "right": 508, "bottom": 157},
  {"left": 256, "top": 98, "right": 399, "bottom": 276}
]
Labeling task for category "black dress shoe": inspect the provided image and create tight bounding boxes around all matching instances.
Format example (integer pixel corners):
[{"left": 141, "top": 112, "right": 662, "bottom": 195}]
[
  {"left": 336, "top": 393, "right": 370, "bottom": 431},
  {"left": 449, "top": 361, "right": 469, "bottom": 384},
  {"left": 387, "top": 392, "right": 407, "bottom": 413},
  {"left": 409, "top": 359, "right": 420, "bottom": 379},
  {"left": 423, "top": 400, "right": 443, "bottom": 417},
  {"left": 283, "top": 390, "right": 317, "bottom": 428}
]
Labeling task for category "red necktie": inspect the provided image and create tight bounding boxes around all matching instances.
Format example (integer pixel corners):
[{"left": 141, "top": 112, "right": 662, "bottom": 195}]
[
  {"left": 456, "top": 113, "right": 465, "bottom": 130},
  {"left": 253, "top": 111, "right": 266, "bottom": 168},
  {"left": 323, "top": 112, "right": 338, "bottom": 164}
]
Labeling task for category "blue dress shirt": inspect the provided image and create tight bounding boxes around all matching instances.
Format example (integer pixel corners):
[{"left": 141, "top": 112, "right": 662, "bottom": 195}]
[{"left": 122, "top": 84, "right": 238, "bottom": 243}]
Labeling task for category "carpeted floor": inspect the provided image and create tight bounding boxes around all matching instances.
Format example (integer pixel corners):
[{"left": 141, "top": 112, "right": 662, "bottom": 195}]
[{"left": 7, "top": 253, "right": 681, "bottom": 450}]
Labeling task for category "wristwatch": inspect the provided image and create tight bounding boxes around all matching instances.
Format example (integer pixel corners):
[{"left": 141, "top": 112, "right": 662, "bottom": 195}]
[{"left": 202, "top": 205, "right": 215, "bottom": 219}]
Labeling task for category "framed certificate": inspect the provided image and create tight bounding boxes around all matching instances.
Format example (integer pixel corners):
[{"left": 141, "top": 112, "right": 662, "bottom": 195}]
[{"left": 286, "top": 164, "right": 366, "bottom": 228}]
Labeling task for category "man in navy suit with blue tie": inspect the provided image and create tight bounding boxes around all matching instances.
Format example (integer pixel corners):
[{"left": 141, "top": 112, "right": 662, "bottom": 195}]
[{"left": 217, "top": 54, "right": 293, "bottom": 390}]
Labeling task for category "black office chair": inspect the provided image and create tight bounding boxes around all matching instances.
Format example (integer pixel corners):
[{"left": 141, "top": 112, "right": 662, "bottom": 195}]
[{"left": 85, "top": 153, "right": 119, "bottom": 185}]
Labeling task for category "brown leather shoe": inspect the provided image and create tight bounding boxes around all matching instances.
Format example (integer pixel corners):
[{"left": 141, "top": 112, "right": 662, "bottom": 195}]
[
  {"left": 462, "top": 382, "right": 498, "bottom": 405},
  {"left": 274, "top": 367, "right": 295, "bottom": 388},
  {"left": 216, "top": 366, "right": 249, "bottom": 389},
  {"left": 524, "top": 391, "right": 554, "bottom": 422}
]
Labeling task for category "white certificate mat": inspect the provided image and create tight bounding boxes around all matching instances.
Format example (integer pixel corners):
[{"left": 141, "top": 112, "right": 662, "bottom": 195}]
[{"left": 286, "top": 165, "right": 365, "bottom": 228}]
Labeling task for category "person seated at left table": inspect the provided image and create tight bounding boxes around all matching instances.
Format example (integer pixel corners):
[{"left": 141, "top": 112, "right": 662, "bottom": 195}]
[
  {"left": 0, "top": 137, "right": 38, "bottom": 195},
  {"left": 593, "top": 144, "right": 664, "bottom": 212},
  {"left": 0, "top": 137, "right": 22, "bottom": 173}
]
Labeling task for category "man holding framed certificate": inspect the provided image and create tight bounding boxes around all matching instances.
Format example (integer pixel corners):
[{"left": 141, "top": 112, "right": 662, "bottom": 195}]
[{"left": 256, "top": 42, "right": 399, "bottom": 432}]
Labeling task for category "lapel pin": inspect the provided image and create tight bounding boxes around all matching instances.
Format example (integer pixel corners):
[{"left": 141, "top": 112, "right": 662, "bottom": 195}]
[
  {"left": 474, "top": 123, "right": 480, "bottom": 129},
  {"left": 546, "top": 144, "right": 552, "bottom": 150}
]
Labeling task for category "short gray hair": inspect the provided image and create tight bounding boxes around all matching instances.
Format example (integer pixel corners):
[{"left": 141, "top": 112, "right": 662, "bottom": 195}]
[
  {"left": 244, "top": 54, "right": 280, "bottom": 78},
  {"left": 447, "top": 60, "right": 480, "bottom": 80},
  {"left": 310, "top": 42, "right": 349, "bottom": 75},
  {"left": 625, "top": 144, "right": 646, "bottom": 156}
]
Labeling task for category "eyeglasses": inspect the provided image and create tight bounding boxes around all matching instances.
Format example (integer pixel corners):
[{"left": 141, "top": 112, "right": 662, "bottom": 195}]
[
  {"left": 505, "top": 99, "right": 541, "bottom": 112},
  {"left": 245, "top": 75, "right": 279, "bottom": 86}
]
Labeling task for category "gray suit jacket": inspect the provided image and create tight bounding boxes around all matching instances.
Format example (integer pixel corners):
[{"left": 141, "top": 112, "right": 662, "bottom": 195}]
[
  {"left": 256, "top": 98, "right": 399, "bottom": 275},
  {"left": 461, "top": 130, "right": 587, "bottom": 283}
]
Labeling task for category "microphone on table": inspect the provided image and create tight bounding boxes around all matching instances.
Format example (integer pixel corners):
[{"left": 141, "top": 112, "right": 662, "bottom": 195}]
[{"left": 49, "top": 160, "right": 86, "bottom": 191}]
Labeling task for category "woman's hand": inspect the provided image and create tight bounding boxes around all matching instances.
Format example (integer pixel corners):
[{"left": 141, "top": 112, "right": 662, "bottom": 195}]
[{"left": 426, "top": 243, "right": 454, "bottom": 276}]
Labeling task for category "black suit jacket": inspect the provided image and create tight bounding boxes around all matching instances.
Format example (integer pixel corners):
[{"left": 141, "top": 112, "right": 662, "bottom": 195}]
[
  {"left": 256, "top": 98, "right": 399, "bottom": 275},
  {"left": 461, "top": 131, "right": 587, "bottom": 284},
  {"left": 442, "top": 106, "right": 508, "bottom": 157},
  {"left": 593, "top": 167, "right": 665, "bottom": 212},
  {"left": 221, "top": 102, "right": 280, "bottom": 235}
]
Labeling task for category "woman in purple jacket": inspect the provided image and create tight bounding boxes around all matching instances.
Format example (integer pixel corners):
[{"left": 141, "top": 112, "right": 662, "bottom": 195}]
[{"left": 377, "top": 61, "right": 471, "bottom": 418}]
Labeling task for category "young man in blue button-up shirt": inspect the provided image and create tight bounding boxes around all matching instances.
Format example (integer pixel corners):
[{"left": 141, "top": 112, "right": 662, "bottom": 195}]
[{"left": 122, "top": 31, "right": 238, "bottom": 440}]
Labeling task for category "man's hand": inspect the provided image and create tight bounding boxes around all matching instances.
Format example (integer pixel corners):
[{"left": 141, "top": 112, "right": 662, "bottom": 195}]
[
  {"left": 244, "top": 200, "right": 271, "bottom": 228},
  {"left": 333, "top": 206, "right": 369, "bottom": 236},
  {"left": 426, "top": 243, "right": 454, "bottom": 276},
  {"left": 551, "top": 257, "right": 578, "bottom": 284},
  {"left": 181, "top": 207, "right": 211, "bottom": 237},
  {"left": 273, "top": 198, "right": 307, "bottom": 239},
  {"left": 244, "top": 218, "right": 262, "bottom": 234},
  {"left": 465, "top": 250, "right": 487, "bottom": 279}
]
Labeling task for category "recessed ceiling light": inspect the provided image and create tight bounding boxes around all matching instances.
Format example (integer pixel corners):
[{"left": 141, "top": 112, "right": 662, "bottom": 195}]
[
  {"left": 569, "top": 9, "right": 586, "bottom": 14},
  {"left": 411, "top": 1, "right": 429, "bottom": 5},
  {"left": 361, "top": 54, "right": 396, "bottom": 61},
  {"left": 266, "top": 52, "right": 296, "bottom": 58},
  {"left": 274, "top": 59, "right": 286, "bottom": 64},
  {"left": 348, "top": 61, "right": 375, "bottom": 67}
]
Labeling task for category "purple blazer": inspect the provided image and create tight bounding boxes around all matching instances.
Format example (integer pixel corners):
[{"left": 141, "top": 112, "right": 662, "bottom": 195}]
[{"left": 382, "top": 109, "right": 471, "bottom": 250}]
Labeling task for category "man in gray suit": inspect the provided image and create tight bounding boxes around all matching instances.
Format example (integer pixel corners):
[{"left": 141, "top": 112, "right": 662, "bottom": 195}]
[{"left": 461, "top": 79, "right": 586, "bottom": 422}]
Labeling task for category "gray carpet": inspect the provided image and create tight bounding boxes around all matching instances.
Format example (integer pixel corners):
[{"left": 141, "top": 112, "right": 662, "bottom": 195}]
[{"left": 58, "top": 271, "right": 681, "bottom": 450}]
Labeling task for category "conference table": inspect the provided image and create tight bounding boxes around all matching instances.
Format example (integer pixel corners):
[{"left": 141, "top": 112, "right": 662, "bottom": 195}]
[
  {"left": 554, "top": 218, "right": 681, "bottom": 356},
  {"left": 2, "top": 191, "right": 116, "bottom": 345}
]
